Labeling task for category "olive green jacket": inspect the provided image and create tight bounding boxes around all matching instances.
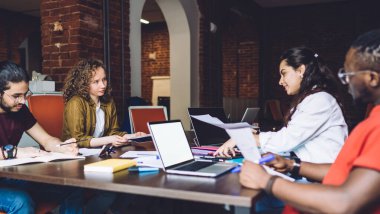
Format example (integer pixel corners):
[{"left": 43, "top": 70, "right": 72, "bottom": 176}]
[{"left": 62, "top": 95, "right": 126, "bottom": 148}]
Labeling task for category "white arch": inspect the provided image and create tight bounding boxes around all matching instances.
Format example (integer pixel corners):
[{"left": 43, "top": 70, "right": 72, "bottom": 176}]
[{"left": 130, "top": 0, "right": 199, "bottom": 129}]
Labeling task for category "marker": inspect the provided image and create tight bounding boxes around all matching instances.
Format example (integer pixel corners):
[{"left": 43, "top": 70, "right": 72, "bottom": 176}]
[
  {"left": 257, "top": 154, "right": 275, "bottom": 165},
  {"left": 231, "top": 165, "right": 241, "bottom": 173},
  {"left": 129, "top": 166, "right": 160, "bottom": 172},
  {"left": 56, "top": 139, "right": 87, "bottom": 147}
]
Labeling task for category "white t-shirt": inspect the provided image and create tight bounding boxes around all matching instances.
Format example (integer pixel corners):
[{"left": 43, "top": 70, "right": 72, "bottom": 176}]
[
  {"left": 259, "top": 92, "right": 348, "bottom": 163},
  {"left": 93, "top": 102, "right": 105, "bottom": 138}
]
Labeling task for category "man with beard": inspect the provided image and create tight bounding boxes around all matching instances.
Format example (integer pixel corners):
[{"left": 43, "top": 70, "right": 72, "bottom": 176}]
[
  {"left": 0, "top": 61, "right": 83, "bottom": 213},
  {"left": 239, "top": 29, "right": 380, "bottom": 213}
]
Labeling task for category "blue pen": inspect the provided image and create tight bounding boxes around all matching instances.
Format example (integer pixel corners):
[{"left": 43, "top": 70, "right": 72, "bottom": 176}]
[
  {"left": 231, "top": 165, "right": 241, "bottom": 173},
  {"left": 258, "top": 154, "right": 275, "bottom": 165}
]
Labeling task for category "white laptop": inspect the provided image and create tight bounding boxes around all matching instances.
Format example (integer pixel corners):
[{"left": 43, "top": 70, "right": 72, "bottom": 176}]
[
  {"left": 148, "top": 120, "right": 237, "bottom": 177},
  {"left": 241, "top": 107, "right": 260, "bottom": 124}
]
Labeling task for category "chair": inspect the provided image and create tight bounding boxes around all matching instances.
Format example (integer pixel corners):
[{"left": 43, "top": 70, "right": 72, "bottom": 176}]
[
  {"left": 129, "top": 106, "right": 168, "bottom": 133},
  {"left": 265, "top": 99, "right": 284, "bottom": 122},
  {"left": 27, "top": 94, "right": 64, "bottom": 139}
]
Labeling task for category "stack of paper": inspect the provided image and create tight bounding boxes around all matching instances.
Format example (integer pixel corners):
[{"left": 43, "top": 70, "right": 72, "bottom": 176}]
[{"left": 191, "top": 114, "right": 294, "bottom": 181}]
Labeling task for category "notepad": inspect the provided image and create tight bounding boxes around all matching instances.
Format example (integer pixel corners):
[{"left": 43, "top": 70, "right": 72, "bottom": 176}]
[
  {"left": 84, "top": 159, "right": 136, "bottom": 173},
  {"left": 0, "top": 152, "right": 85, "bottom": 167}
]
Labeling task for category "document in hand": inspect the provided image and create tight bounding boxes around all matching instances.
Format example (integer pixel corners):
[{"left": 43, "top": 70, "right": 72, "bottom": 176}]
[
  {"left": 84, "top": 159, "right": 137, "bottom": 173},
  {"left": 191, "top": 114, "right": 294, "bottom": 181},
  {"left": 0, "top": 152, "right": 85, "bottom": 167},
  {"left": 127, "top": 134, "right": 152, "bottom": 143}
]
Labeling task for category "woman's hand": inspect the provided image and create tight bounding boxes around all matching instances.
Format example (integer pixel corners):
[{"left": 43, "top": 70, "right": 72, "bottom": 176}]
[
  {"left": 106, "top": 135, "right": 128, "bottom": 147},
  {"left": 240, "top": 160, "right": 271, "bottom": 190},
  {"left": 17, "top": 147, "right": 49, "bottom": 158},
  {"left": 122, "top": 132, "right": 147, "bottom": 141},
  {"left": 213, "top": 139, "right": 236, "bottom": 157},
  {"left": 56, "top": 138, "right": 79, "bottom": 155}
]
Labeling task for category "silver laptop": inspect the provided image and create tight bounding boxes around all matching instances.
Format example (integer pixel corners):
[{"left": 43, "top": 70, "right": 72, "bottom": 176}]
[
  {"left": 148, "top": 120, "right": 237, "bottom": 177},
  {"left": 241, "top": 107, "right": 260, "bottom": 124}
]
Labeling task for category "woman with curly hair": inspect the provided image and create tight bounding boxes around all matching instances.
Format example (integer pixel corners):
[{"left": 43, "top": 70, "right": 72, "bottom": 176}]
[
  {"left": 62, "top": 58, "right": 144, "bottom": 213},
  {"left": 62, "top": 58, "right": 144, "bottom": 148}
]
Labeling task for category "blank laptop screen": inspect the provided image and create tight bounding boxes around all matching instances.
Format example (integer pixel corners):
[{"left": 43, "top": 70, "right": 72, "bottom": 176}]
[
  {"left": 149, "top": 121, "right": 193, "bottom": 168},
  {"left": 188, "top": 107, "right": 230, "bottom": 146}
]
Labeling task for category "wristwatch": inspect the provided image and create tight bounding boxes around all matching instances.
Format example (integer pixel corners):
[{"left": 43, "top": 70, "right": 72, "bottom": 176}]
[
  {"left": 1, "top": 144, "right": 17, "bottom": 159},
  {"left": 290, "top": 157, "right": 301, "bottom": 178}
]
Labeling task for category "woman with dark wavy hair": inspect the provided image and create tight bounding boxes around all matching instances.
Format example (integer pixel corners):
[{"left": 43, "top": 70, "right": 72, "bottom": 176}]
[
  {"left": 62, "top": 58, "right": 144, "bottom": 148},
  {"left": 216, "top": 47, "right": 348, "bottom": 164}
]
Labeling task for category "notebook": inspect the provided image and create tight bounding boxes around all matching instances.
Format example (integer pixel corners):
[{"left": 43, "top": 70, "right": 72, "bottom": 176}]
[
  {"left": 241, "top": 107, "right": 260, "bottom": 124},
  {"left": 148, "top": 120, "right": 237, "bottom": 177},
  {"left": 188, "top": 107, "right": 230, "bottom": 146}
]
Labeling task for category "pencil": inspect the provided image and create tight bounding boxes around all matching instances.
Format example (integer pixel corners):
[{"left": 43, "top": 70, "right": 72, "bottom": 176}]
[{"left": 56, "top": 139, "right": 87, "bottom": 147}]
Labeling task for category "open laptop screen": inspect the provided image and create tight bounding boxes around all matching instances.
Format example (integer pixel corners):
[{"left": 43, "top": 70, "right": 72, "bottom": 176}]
[
  {"left": 148, "top": 121, "right": 193, "bottom": 168},
  {"left": 188, "top": 107, "right": 230, "bottom": 146}
]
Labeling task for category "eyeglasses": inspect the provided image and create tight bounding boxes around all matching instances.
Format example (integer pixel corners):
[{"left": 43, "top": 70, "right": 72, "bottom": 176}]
[
  {"left": 337, "top": 68, "right": 374, "bottom": 85},
  {"left": 2, "top": 90, "right": 33, "bottom": 104}
]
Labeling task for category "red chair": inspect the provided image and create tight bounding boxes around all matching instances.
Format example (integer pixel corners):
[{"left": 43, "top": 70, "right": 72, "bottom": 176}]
[
  {"left": 27, "top": 94, "right": 64, "bottom": 139},
  {"left": 129, "top": 106, "right": 168, "bottom": 133}
]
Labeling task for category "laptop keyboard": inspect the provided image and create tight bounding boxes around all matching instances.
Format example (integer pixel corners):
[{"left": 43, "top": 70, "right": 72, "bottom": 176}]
[{"left": 175, "top": 161, "right": 215, "bottom": 171}]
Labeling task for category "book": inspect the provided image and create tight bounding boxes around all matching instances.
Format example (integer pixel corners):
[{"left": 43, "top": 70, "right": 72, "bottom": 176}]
[
  {"left": 0, "top": 152, "right": 85, "bottom": 167},
  {"left": 84, "top": 159, "right": 137, "bottom": 173}
]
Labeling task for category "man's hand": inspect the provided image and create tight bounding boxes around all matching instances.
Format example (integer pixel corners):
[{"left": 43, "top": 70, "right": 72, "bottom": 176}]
[
  {"left": 240, "top": 160, "right": 271, "bottom": 190},
  {"left": 56, "top": 138, "right": 79, "bottom": 155},
  {"left": 264, "top": 153, "right": 294, "bottom": 173}
]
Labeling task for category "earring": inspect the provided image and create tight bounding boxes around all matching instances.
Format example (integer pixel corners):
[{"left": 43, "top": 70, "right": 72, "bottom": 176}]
[{"left": 299, "top": 74, "right": 303, "bottom": 79}]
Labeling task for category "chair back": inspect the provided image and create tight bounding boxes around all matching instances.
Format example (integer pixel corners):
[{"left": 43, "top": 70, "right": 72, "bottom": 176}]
[
  {"left": 27, "top": 94, "right": 64, "bottom": 139},
  {"left": 129, "top": 106, "right": 168, "bottom": 133},
  {"left": 265, "top": 99, "right": 284, "bottom": 122}
]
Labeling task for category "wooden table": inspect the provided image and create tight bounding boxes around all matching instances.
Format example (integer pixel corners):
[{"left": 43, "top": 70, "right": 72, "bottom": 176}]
[{"left": 0, "top": 143, "right": 260, "bottom": 214}]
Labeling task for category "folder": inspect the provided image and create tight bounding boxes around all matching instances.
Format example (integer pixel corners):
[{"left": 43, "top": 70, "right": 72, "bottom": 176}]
[{"left": 84, "top": 159, "right": 136, "bottom": 173}]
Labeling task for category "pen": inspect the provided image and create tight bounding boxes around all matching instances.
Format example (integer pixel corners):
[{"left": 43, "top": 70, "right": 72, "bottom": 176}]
[
  {"left": 137, "top": 154, "right": 160, "bottom": 159},
  {"left": 56, "top": 139, "right": 87, "bottom": 147},
  {"left": 257, "top": 154, "right": 275, "bottom": 165},
  {"left": 231, "top": 165, "right": 241, "bottom": 173}
]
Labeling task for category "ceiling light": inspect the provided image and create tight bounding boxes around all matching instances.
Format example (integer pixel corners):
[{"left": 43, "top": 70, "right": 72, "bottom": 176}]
[{"left": 140, "top": 19, "right": 149, "bottom": 24}]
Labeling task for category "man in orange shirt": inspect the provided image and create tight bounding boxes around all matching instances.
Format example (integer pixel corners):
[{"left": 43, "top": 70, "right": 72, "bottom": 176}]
[{"left": 239, "top": 29, "right": 380, "bottom": 213}]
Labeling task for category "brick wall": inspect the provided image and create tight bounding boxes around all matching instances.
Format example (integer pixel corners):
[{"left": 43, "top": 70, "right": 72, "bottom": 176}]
[
  {"left": 141, "top": 22, "right": 170, "bottom": 103},
  {"left": 222, "top": 15, "right": 259, "bottom": 99},
  {"left": 40, "top": 0, "right": 130, "bottom": 121},
  {"left": 260, "top": 0, "right": 380, "bottom": 128},
  {"left": 197, "top": 0, "right": 380, "bottom": 128},
  {"left": 0, "top": 9, "right": 40, "bottom": 70}
]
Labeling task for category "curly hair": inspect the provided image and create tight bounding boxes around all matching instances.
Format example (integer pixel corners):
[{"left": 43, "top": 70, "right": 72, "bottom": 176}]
[
  {"left": 62, "top": 58, "right": 111, "bottom": 103},
  {"left": 280, "top": 47, "right": 345, "bottom": 126}
]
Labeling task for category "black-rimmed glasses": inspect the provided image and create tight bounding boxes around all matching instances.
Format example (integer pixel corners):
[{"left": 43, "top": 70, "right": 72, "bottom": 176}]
[
  {"left": 2, "top": 90, "right": 33, "bottom": 104},
  {"left": 337, "top": 68, "right": 374, "bottom": 85}
]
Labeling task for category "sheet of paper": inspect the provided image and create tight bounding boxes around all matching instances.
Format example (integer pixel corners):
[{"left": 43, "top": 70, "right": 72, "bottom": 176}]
[
  {"left": 225, "top": 128, "right": 262, "bottom": 162},
  {"left": 119, "top": 151, "right": 158, "bottom": 158},
  {"left": 79, "top": 148, "right": 102, "bottom": 157},
  {"left": 134, "top": 156, "right": 163, "bottom": 168},
  {"left": 192, "top": 114, "right": 294, "bottom": 182},
  {"left": 191, "top": 114, "right": 251, "bottom": 129}
]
